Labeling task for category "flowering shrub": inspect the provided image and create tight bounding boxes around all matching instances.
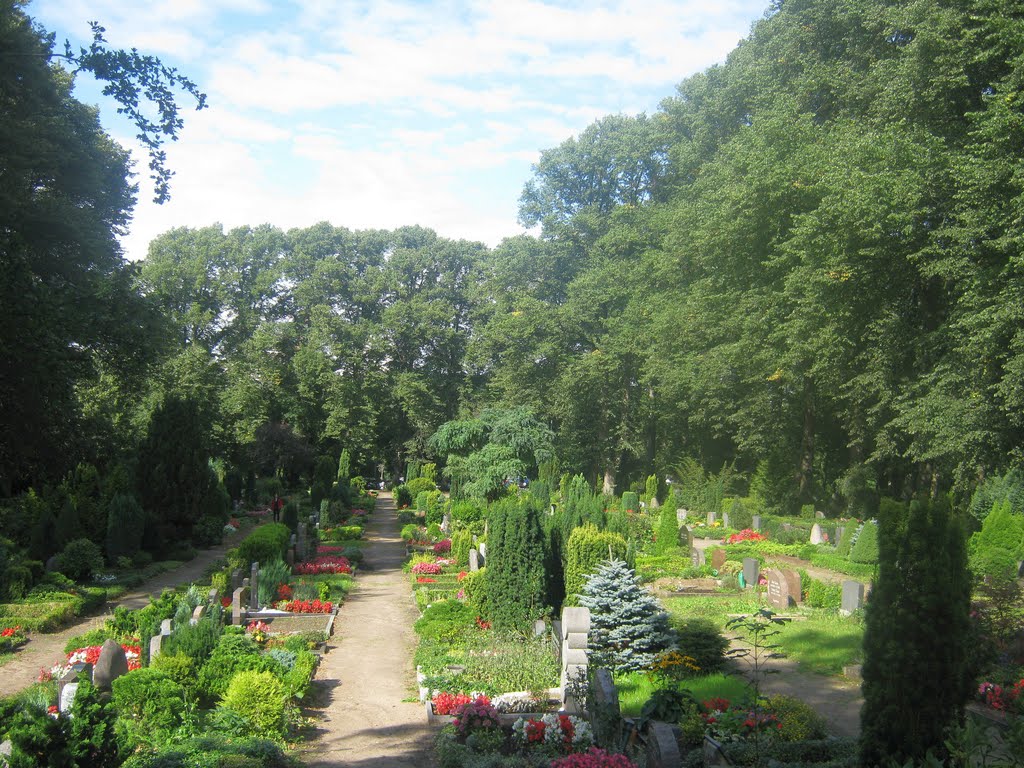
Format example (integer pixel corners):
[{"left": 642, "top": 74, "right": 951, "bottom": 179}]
[
  {"left": 647, "top": 650, "right": 701, "bottom": 685},
  {"left": 276, "top": 583, "right": 293, "bottom": 601},
  {"left": 411, "top": 561, "right": 443, "bottom": 575},
  {"left": 220, "top": 596, "right": 232, "bottom": 608},
  {"left": 50, "top": 643, "right": 141, "bottom": 679},
  {"left": 550, "top": 748, "right": 637, "bottom": 768},
  {"left": 452, "top": 695, "right": 500, "bottom": 740},
  {"left": 246, "top": 620, "right": 271, "bottom": 643},
  {"left": 416, "top": 577, "right": 437, "bottom": 583},
  {"left": 281, "top": 599, "right": 333, "bottom": 614},
  {"left": 0, "top": 625, "right": 27, "bottom": 652},
  {"left": 457, "top": 571, "right": 469, "bottom": 581},
  {"left": 513, "top": 714, "right": 593, "bottom": 754},
  {"left": 727, "top": 529, "right": 767, "bottom": 545},
  {"left": 317, "top": 544, "right": 347, "bottom": 554},
  {"left": 475, "top": 616, "right": 491, "bottom": 630},
  {"left": 701, "top": 698, "right": 781, "bottom": 742},
  {"left": 434, "top": 539, "right": 452, "bottom": 554},
  {"left": 432, "top": 691, "right": 473, "bottom": 715},
  {"left": 978, "top": 680, "right": 1024, "bottom": 711},
  {"left": 294, "top": 556, "right": 352, "bottom": 575}
]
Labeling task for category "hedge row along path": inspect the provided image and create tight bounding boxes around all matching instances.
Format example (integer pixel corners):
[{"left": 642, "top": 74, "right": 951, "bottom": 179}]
[
  {"left": 3, "top": 524, "right": 252, "bottom": 695},
  {"left": 299, "top": 491, "right": 434, "bottom": 767}
]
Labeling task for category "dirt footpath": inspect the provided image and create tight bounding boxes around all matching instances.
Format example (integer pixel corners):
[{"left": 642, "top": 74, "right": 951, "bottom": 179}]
[
  {"left": 300, "top": 493, "right": 435, "bottom": 768},
  {"left": 2, "top": 527, "right": 250, "bottom": 696}
]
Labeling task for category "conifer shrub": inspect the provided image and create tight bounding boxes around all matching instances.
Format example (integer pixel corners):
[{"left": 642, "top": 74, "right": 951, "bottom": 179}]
[
  {"left": 416, "top": 491, "right": 430, "bottom": 513},
  {"left": 968, "top": 499, "right": 1024, "bottom": 581},
  {"left": 281, "top": 501, "right": 298, "bottom": 532},
  {"left": 451, "top": 528, "right": 473, "bottom": 566},
  {"left": 580, "top": 559, "right": 676, "bottom": 673},
  {"left": 621, "top": 492, "right": 639, "bottom": 513},
  {"left": 655, "top": 506, "right": 680, "bottom": 556},
  {"left": 198, "top": 633, "right": 283, "bottom": 701},
  {"left": 564, "top": 524, "right": 628, "bottom": 603},
  {"left": 163, "top": 611, "right": 223, "bottom": 668},
  {"left": 644, "top": 474, "right": 659, "bottom": 503},
  {"left": 218, "top": 670, "right": 290, "bottom": 740},
  {"left": 106, "top": 493, "right": 145, "bottom": 563},
  {"left": 111, "top": 668, "right": 187, "bottom": 747},
  {"left": 460, "top": 567, "right": 488, "bottom": 614},
  {"left": 424, "top": 490, "right": 446, "bottom": 525},
  {"left": 485, "top": 497, "right": 548, "bottom": 631},
  {"left": 968, "top": 468, "right": 1024, "bottom": 523},
  {"left": 258, "top": 559, "right": 292, "bottom": 607},
  {"left": 849, "top": 520, "right": 879, "bottom": 564},
  {"left": 450, "top": 499, "right": 484, "bottom": 523},
  {"left": 149, "top": 652, "right": 198, "bottom": 694},
  {"left": 835, "top": 520, "right": 857, "bottom": 556},
  {"left": 764, "top": 694, "right": 827, "bottom": 741},
  {"left": 675, "top": 618, "right": 729, "bottom": 674}
]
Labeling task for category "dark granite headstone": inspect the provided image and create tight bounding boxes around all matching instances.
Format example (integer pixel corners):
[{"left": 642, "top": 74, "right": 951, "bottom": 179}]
[{"left": 93, "top": 639, "right": 129, "bottom": 691}]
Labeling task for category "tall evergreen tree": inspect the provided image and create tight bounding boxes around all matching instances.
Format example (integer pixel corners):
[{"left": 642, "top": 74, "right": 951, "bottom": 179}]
[
  {"left": 860, "top": 497, "right": 972, "bottom": 766},
  {"left": 485, "top": 497, "right": 548, "bottom": 631}
]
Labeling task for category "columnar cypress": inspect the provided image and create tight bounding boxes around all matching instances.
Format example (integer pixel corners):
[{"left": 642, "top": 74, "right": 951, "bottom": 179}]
[
  {"left": 485, "top": 497, "right": 548, "bottom": 631},
  {"left": 655, "top": 503, "right": 679, "bottom": 555},
  {"left": 860, "top": 497, "right": 972, "bottom": 766}
]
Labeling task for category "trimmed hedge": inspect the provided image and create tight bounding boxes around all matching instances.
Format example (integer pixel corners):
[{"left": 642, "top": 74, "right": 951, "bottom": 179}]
[
  {"left": 564, "top": 523, "right": 628, "bottom": 603},
  {"left": 230, "top": 523, "right": 291, "bottom": 570}
]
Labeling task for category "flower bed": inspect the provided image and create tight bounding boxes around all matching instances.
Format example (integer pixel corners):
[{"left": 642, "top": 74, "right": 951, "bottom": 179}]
[
  {"left": 45, "top": 642, "right": 141, "bottom": 680},
  {"left": 278, "top": 599, "right": 334, "bottom": 614},
  {"left": 0, "top": 625, "right": 28, "bottom": 653},
  {"left": 294, "top": 556, "right": 352, "bottom": 575}
]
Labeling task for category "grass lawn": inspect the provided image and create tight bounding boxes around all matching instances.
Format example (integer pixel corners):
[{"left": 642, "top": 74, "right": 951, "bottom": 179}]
[
  {"left": 616, "top": 671, "right": 751, "bottom": 716},
  {"left": 664, "top": 595, "right": 864, "bottom": 675}
]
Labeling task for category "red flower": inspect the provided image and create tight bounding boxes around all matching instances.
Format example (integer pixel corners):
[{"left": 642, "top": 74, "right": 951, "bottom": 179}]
[{"left": 475, "top": 616, "right": 491, "bottom": 630}]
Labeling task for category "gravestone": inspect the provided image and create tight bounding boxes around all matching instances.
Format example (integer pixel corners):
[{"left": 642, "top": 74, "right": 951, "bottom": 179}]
[
  {"left": 93, "top": 639, "right": 129, "bottom": 691},
  {"left": 816, "top": 510, "right": 825, "bottom": 519},
  {"left": 1018, "top": 560, "right": 1024, "bottom": 578},
  {"left": 1, "top": 739, "right": 11, "bottom": 761},
  {"left": 250, "top": 562, "right": 260, "bottom": 611},
  {"left": 742, "top": 558, "right": 759, "bottom": 588},
  {"left": 208, "top": 588, "right": 218, "bottom": 604},
  {"left": 691, "top": 547, "right": 705, "bottom": 568},
  {"left": 680, "top": 527, "right": 694, "bottom": 549},
  {"left": 706, "top": 511, "right": 717, "bottom": 527},
  {"left": 286, "top": 547, "right": 295, "bottom": 566},
  {"left": 441, "top": 513, "right": 451, "bottom": 533},
  {"left": 58, "top": 663, "right": 92, "bottom": 713},
  {"left": 710, "top": 549, "right": 727, "bottom": 571},
  {"left": 191, "top": 605, "right": 205, "bottom": 625},
  {"left": 232, "top": 586, "right": 248, "bottom": 625},
  {"left": 765, "top": 568, "right": 798, "bottom": 609},
  {"left": 469, "top": 548, "right": 480, "bottom": 572},
  {"left": 297, "top": 523, "right": 308, "bottom": 560},
  {"left": 649, "top": 496, "right": 660, "bottom": 509},
  {"left": 149, "top": 633, "right": 164, "bottom": 661},
  {"left": 478, "top": 542, "right": 487, "bottom": 561},
  {"left": 230, "top": 569, "right": 242, "bottom": 592},
  {"left": 783, "top": 570, "right": 801, "bottom": 603},
  {"left": 840, "top": 580, "right": 865, "bottom": 615},
  {"left": 809, "top": 523, "right": 824, "bottom": 545},
  {"left": 722, "top": 512, "right": 731, "bottom": 530},
  {"left": 751, "top": 514, "right": 761, "bottom": 531},
  {"left": 676, "top": 508, "right": 688, "bottom": 525},
  {"left": 591, "top": 668, "right": 621, "bottom": 746},
  {"left": 560, "top": 607, "right": 590, "bottom": 714},
  {"left": 835, "top": 525, "right": 845, "bottom": 544},
  {"left": 646, "top": 721, "right": 682, "bottom": 768},
  {"left": 160, "top": 619, "right": 172, "bottom": 636},
  {"left": 533, "top": 619, "right": 546, "bottom": 637}
]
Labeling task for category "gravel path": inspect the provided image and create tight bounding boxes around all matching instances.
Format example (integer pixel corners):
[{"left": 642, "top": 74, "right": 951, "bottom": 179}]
[{"left": 299, "top": 493, "right": 435, "bottom": 768}]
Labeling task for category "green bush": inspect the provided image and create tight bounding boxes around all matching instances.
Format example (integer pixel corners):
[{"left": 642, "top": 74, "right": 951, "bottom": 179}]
[
  {"left": 564, "top": 523, "right": 628, "bottom": 603},
  {"left": 406, "top": 477, "right": 436, "bottom": 496},
  {"left": 805, "top": 578, "right": 842, "bottom": 608},
  {"left": 969, "top": 499, "right": 1024, "bottom": 581},
  {"left": 282, "top": 501, "right": 298, "bottom": 532},
  {"left": 675, "top": 618, "right": 729, "bottom": 675},
  {"left": 163, "top": 612, "right": 222, "bottom": 667},
  {"left": 198, "top": 633, "right": 282, "bottom": 700},
  {"left": 400, "top": 523, "right": 421, "bottom": 542},
  {"left": 849, "top": 520, "right": 879, "bottom": 564},
  {"left": 150, "top": 652, "right": 198, "bottom": 694},
  {"left": 416, "top": 490, "right": 430, "bottom": 512},
  {"left": 449, "top": 500, "right": 484, "bottom": 524},
  {"left": 56, "top": 538, "right": 104, "bottom": 582},
  {"left": 835, "top": 523, "right": 857, "bottom": 556},
  {"left": 485, "top": 497, "right": 548, "bottom": 631},
  {"left": 63, "top": 627, "right": 117, "bottom": 653},
  {"left": 258, "top": 559, "right": 291, "bottom": 607},
  {"left": 764, "top": 694, "right": 828, "bottom": 741},
  {"left": 219, "top": 670, "right": 290, "bottom": 740},
  {"left": 621, "top": 491, "right": 639, "bottom": 513},
  {"left": 424, "top": 490, "right": 446, "bottom": 525},
  {"left": 111, "top": 668, "right": 187, "bottom": 746},
  {"left": 460, "top": 567, "right": 488, "bottom": 614},
  {"left": 231, "top": 524, "right": 291, "bottom": 570},
  {"left": 450, "top": 528, "right": 473, "bottom": 566},
  {"left": 655, "top": 506, "right": 680, "bottom": 556},
  {"left": 283, "top": 649, "right": 318, "bottom": 699},
  {"left": 394, "top": 485, "right": 413, "bottom": 508}
]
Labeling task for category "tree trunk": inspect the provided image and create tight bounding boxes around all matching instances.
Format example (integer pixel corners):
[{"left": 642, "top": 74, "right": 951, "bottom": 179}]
[
  {"left": 797, "top": 377, "right": 815, "bottom": 504},
  {"left": 602, "top": 467, "right": 616, "bottom": 495}
]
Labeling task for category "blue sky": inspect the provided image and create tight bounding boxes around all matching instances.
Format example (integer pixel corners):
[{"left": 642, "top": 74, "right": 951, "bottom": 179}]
[{"left": 29, "top": 0, "right": 771, "bottom": 261}]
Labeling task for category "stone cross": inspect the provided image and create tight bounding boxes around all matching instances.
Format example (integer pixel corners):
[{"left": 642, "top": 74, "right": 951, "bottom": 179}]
[
  {"left": 250, "top": 562, "right": 260, "bottom": 611},
  {"left": 560, "top": 606, "right": 590, "bottom": 714}
]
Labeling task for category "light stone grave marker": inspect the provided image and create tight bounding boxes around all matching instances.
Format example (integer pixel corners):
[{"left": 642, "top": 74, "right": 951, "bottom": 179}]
[
  {"left": 751, "top": 514, "right": 761, "bottom": 531},
  {"left": 742, "top": 557, "right": 759, "bottom": 588},
  {"left": 250, "top": 562, "right": 260, "bottom": 611},
  {"left": 840, "top": 580, "right": 864, "bottom": 615},
  {"left": 468, "top": 548, "right": 479, "bottom": 572},
  {"left": 706, "top": 511, "right": 717, "bottom": 527},
  {"left": 810, "top": 523, "right": 824, "bottom": 545}
]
